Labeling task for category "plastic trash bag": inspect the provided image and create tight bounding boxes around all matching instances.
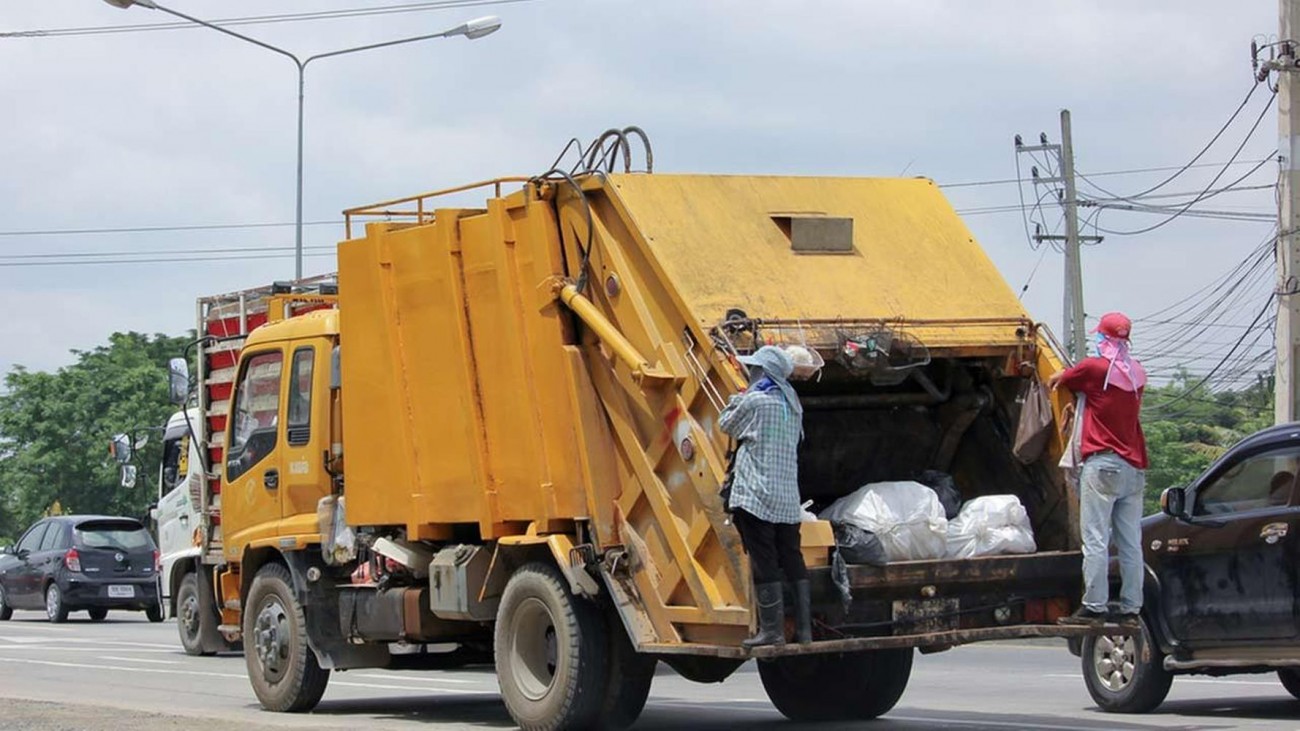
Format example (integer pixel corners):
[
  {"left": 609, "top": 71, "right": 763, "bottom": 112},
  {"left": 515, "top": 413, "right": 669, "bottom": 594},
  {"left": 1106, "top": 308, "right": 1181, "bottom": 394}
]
[
  {"left": 819, "top": 481, "right": 948, "bottom": 562},
  {"left": 833, "top": 523, "right": 889, "bottom": 566},
  {"left": 916, "top": 470, "right": 962, "bottom": 520},
  {"left": 945, "top": 495, "right": 1037, "bottom": 559},
  {"left": 1013, "top": 378, "right": 1054, "bottom": 464}
]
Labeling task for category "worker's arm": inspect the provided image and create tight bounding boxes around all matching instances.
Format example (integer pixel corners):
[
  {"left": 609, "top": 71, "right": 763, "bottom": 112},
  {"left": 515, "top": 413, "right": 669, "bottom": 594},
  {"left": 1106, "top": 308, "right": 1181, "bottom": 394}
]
[
  {"left": 1050, "top": 359, "right": 1097, "bottom": 393},
  {"left": 719, "top": 392, "right": 755, "bottom": 437}
]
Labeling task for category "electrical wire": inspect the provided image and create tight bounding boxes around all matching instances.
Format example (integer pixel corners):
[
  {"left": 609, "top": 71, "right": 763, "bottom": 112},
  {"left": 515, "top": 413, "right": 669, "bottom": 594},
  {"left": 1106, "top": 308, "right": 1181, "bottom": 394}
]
[
  {"left": 2, "top": 0, "right": 534, "bottom": 39},
  {"left": 939, "top": 158, "right": 1276, "bottom": 190}
]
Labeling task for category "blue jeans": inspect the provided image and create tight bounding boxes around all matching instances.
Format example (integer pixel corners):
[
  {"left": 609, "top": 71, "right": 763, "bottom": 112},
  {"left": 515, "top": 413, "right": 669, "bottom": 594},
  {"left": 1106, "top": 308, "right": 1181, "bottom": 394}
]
[{"left": 1080, "top": 452, "right": 1145, "bottom": 614}]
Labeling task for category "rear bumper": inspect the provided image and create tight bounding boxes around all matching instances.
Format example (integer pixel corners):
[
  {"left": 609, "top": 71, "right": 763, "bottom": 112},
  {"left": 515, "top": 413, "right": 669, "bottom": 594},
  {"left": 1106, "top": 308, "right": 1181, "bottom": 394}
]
[{"left": 61, "top": 578, "right": 159, "bottom": 609}]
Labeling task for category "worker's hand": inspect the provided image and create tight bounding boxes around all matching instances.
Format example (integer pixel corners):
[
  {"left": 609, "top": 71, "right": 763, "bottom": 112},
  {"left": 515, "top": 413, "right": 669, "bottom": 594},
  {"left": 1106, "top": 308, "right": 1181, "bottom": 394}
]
[
  {"left": 1046, "top": 371, "right": 1064, "bottom": 390},
  {"left": 1061, "top": 401, "right": 1075, "bottom": 422}
]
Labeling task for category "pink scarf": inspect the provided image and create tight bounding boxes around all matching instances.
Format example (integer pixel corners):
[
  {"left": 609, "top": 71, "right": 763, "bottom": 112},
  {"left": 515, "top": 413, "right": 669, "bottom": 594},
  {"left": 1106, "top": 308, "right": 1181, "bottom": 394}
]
[{"left": 1098, "top": 335, "right": 1146, "bottom": 392}]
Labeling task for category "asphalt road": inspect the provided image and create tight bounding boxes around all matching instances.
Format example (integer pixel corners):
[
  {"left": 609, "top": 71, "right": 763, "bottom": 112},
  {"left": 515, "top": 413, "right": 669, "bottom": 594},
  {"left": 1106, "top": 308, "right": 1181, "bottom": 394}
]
[{"left": 1, "top": 611, "right": 1298, "bottom": 730}]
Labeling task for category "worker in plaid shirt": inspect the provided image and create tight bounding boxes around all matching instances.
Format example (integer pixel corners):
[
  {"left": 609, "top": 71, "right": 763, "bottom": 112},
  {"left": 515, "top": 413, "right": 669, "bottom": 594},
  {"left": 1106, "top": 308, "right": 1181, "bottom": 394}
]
[{"left": 722, "top": 345, "right": 811, "bottom": 647}]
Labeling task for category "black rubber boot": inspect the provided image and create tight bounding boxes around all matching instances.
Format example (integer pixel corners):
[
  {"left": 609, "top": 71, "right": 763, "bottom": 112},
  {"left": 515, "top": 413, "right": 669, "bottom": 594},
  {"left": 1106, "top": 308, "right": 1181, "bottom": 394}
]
[
  {"left": 794, "top": 579, "right": 812, "bottom": 645},
  {"left": 742, "top": 582, "right": 786, "bottom": 648}
]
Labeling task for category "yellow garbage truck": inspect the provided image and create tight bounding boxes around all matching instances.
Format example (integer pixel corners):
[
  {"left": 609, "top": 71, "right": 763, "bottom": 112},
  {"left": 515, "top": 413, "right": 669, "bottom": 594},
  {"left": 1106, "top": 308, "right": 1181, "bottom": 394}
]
[{"left": 178, "top": 132, "right": 1093, "bottom": 729}]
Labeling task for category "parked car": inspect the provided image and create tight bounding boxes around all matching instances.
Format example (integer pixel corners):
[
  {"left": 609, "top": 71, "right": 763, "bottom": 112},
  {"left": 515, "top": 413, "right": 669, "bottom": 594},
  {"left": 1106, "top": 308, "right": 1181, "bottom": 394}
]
[
  {"left": 1073, "top": 422, "right": 1300, "bottom": 712},
  {"left": 0, "top": 515, "right": 163, "bottom": 623}
]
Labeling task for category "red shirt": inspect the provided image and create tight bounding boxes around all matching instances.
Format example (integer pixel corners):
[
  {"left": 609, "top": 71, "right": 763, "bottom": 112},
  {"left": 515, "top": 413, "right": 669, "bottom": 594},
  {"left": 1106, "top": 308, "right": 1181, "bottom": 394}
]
[{"left": 1058, "top": 357, "right": 1148, "bottom": 469}]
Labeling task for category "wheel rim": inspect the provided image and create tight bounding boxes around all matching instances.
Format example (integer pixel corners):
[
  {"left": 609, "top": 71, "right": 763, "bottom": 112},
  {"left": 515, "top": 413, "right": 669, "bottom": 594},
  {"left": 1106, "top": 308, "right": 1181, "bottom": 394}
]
[
  {"left": 253, "top": 596, "right": 291, "bottom": 683},
  {"left": 180, "top": 592, "right": 201, "bottom": 639},
  {"left": 509, "top": 596, "right": 559, "bottom": 701},
  {"left": 46, "top": 586, "right": 60, "bottom": 618},
  {"left": 1093, "top": 632, "right": 1137, "bottom": 692}
]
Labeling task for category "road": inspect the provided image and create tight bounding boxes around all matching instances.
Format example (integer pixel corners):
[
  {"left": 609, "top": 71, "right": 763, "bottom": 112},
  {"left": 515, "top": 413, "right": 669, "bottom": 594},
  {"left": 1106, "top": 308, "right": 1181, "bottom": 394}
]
[{"left": 1, "top": 612, "right": 1298, "bottom": 730}]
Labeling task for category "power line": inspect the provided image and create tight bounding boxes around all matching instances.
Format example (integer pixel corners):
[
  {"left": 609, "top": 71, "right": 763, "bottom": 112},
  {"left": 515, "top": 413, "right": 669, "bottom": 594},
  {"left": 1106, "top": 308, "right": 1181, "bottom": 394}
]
[
  {"left": 0, "top": 220, "right": 341, "bottom": 238},
  {"left": 938, "top": 158, "right": 1276, "bottom": 190},
  {"left": 2, "top": 0, "right": 533, "bottom": 39}
]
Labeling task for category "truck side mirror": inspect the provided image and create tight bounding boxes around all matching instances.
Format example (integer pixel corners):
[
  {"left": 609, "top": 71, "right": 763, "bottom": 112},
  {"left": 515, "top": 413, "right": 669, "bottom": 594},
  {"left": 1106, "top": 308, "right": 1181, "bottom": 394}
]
[
  {"left": 109, "top": 433, "right": 133, "bottom": 464},
  {"left": 168, "top": 357, "right": 190, "bottom": 405},
  {"left": 1161, "top": 486, "right": 1188, "bottom": 519}
]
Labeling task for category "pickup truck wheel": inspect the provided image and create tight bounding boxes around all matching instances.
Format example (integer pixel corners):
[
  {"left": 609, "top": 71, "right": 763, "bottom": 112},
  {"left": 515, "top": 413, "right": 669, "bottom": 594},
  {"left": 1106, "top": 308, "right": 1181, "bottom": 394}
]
[
  {"left": 45, "top": 584, "right": 69, "bottom": 624},
  {"left": 0, "top": 584, "right": 12, "bottom": 621},
  {"left": 758, "top": 649, "right": 913, "bottom": 721},
  {"left": 177, "top": 573, "right": 220, "bottom": 656},
  {"left": 243, "top": 563, "right": 329, "bottom": 713},
  {"left": 1081, "top": 617, "right": 1172, "bottom": 713},
  {"left": 597, "top": 608, "right": 655, "bottom": 730},
  {"left": 494, "top": 563, "right": 608, "bottom": 731},
  {"left": 1277, "top": 669, "right": 1300, "bottom": 699}
]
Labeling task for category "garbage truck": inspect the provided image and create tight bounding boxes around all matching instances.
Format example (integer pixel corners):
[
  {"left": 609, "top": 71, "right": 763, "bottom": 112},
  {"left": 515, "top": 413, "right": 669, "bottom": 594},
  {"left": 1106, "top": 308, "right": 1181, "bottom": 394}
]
[{"left": 169, "top": 131, "right": 1099, "bottom": 729}]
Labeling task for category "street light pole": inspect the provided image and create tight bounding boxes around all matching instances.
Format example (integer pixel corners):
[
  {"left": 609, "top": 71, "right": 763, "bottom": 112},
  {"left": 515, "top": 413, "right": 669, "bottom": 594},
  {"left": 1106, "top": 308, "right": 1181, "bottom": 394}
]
[{"left": 102, "top": 0, "right": 502, "bottom": 279}]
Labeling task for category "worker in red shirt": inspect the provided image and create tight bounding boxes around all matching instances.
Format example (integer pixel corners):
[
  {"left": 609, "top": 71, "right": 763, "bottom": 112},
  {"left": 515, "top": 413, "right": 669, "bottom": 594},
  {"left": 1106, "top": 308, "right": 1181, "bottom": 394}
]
[{"left": 1048, "top": 312, "right": 1147, "bottom": 628}]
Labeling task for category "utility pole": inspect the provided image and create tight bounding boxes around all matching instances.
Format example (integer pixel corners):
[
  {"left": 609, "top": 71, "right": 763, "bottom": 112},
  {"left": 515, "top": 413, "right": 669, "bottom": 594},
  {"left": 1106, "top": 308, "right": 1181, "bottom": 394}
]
[
  {"left": 1264, "top": 0, "right": 1300, "bottom": 423},
  {"left": 1014, "top": 110, "right": 1097, "bottom": 362}
]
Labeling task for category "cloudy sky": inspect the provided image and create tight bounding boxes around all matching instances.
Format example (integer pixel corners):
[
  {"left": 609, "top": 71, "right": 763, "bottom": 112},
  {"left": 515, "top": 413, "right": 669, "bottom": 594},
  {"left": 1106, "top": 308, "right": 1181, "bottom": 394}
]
[{"left": 0, "top": 1, "right": 1280, "bottom": 387}]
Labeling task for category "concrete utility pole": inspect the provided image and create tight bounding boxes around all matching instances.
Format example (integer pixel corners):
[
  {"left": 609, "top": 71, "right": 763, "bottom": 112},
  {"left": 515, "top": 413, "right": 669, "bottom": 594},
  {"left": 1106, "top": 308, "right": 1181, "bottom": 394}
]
[
  {"left": 1274, "top": 0, "right": 1300, "bottom": 423},
  {"left": 1014, "top": 111, "right": 1096, "bottom": 362},
  {"left": 1059, "top": 110, "right": 1087, "bottom": 362}
]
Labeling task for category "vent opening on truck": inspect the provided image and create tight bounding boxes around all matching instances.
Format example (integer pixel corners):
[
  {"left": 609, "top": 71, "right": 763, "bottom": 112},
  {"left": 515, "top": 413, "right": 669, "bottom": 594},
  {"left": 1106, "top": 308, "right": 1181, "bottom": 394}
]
[{"left": 771, "top": 212, "right": 855, "bottom": 254}]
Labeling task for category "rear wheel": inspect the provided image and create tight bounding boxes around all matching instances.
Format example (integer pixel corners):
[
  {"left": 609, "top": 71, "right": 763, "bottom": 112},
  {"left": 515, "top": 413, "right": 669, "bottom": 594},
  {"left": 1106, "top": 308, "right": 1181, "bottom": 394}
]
[
  {"left": 44, "top": 584, "right": 69, "bottom": 624},
  {"left": 88, "top": 608, "right": 108, "bottom": 622},
  {"left": 1278, "top": 669, "right": 1300, "bottom": 699},
  {"left": 597, "top": 609, "right": 655, "bottom": 730},
  {"left": 494, "top": 563, "right": 609, "bottom": 731},
  {"left": 243, "top": 563, "right": 329, "bottom": 712},
  {"left": 1081, "top": 616, "right": 1172, "bottom": 713},
  {"left": 0, "top": 584, "right": 12, "bottom": 621},
  {"left": 145, "top": 602, "right": 164, "bottom": 623},
  {"left": 758, "top": 649, "right": 913, "bottom": 721},
  {"left": 177, "top": 573, "right": 220, "bottom": 656}
]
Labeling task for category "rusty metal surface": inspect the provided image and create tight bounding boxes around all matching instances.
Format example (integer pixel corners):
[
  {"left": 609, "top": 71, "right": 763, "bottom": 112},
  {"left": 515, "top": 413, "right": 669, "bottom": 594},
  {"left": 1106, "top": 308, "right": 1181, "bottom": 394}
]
[
  {"left": 641, "top": 623, "right": 1125, "bottom": 659},
  {"left": 845, "top": 550, "right": 1083, "bottom": 590}
]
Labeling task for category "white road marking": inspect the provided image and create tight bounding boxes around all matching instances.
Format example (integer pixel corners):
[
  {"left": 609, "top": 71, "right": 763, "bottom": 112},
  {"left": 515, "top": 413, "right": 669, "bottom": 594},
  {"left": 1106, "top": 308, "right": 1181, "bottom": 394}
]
[
  {"left": 0, "top": 646, "right": 177, "bottom": 654},
  {"left": 1045, "top": 673, "right": 1280, "bottom": 686},
  {"left": 355, "top": 673, "right": 482, "bottom": 685},
  {"left": 888, "top": 715, "right": 1118, "bottom": 731},
  {"left": 98, "top": 655, "right": 181, "bottom": 665},
  {"left": 331, "top": 680, "right": 495, "bottom": 695}
]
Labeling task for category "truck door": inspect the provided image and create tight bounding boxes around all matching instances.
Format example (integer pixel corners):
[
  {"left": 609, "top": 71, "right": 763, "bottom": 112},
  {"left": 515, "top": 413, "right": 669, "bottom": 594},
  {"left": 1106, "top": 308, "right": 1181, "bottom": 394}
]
[
  {"left": 221, "top": 348, "right": 286, "bottom": 551},
  {"left": 155, "top": 415, "right": 195, "bottom": 584},
  {"left": 1160, "top": 444, "right": 1300, "bottom": 643},
  {"left": 278, "top": 344, "right": 330, "bottom": 529}
]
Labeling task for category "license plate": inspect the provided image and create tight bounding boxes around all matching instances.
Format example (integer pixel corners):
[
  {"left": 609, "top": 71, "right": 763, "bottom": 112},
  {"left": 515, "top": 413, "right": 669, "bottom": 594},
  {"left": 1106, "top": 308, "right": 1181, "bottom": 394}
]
[
  {"left": 892, "top": 598, "right": 960, "bottom": 634},
  {"left": 107, "top": 585, "right": 134, "bottom": 599}
]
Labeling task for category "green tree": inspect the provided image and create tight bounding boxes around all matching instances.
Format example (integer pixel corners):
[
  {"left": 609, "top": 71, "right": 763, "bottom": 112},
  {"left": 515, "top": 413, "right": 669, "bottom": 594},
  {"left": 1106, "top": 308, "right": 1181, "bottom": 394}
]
[{"left": 0, "top": 331, "right": 190, "bottom": 542}]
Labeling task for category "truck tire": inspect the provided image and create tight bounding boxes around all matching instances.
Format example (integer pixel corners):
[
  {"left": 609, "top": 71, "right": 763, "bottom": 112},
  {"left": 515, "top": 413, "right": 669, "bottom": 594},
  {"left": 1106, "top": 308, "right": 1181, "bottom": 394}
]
[
  {"left": 45, "top": 584, "right": 69, "bottom": 624},
  {"left": 1278, "top": 669, "right": 1300, "bottom": 699},
  {"left": 1081, "top": 617, "right": 1172, "bottom": 713},
  {"left": 494, "top": 563, "right": 609, "bottom": 731},
  {"left": 597, "top": 609, "right": 655, "bottom": 730},
  {"left": 758, "top": 649, "right": 912, "bottom": 721},
  {"left": 243, "top": 563, "right": 330, "bottom": 713},
  {"left": 177, "top": 573, "right": 220, "bottom": 656}
]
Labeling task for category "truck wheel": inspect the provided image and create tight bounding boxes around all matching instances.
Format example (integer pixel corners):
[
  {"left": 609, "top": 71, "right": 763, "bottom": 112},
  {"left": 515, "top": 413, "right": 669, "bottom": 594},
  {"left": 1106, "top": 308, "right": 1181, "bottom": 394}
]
[
  {"left": 0, "top": 584, "right": 13, "bottom": 621},
  {"left": 1081, "top": 617, "right": 1172, "bottom": 713},
  {"left": 88, "top": 608, "right": 109, "bottom": 622},
  {"left": 177, "top": 573, "right": 220, "bottom": 656},
  {"left": 45, "top": 584, "right": 69, "bottom": 624},
  {"left": 494, "top": 563, "right": 608, "bottom": 731},
  {"left": 1278, "top": 669, "right": 1300, "bottom": 699},
  {"left": 597, "top": 608, "right": 655, "bottom": 730},
  {"left": 758, "top": 649, "right": 912, "bottom": 721},
  {"left": 243, "top": 563, "right": 329, "bottom": 713}
]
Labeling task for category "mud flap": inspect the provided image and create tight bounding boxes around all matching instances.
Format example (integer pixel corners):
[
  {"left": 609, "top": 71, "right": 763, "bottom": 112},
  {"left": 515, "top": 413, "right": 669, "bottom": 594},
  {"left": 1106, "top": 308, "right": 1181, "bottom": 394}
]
[{"left": 283, "top": 552, "right": 389, "bottom": 670}]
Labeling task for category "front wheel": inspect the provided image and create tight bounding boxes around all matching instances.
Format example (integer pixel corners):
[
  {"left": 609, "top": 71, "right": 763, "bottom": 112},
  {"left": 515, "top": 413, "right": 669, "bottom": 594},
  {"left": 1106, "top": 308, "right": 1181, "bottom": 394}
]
[
  {"left": 1081, "top": 616, "right": 1172, "bottom": 713},
  {"left": 758, "top": 649, "right": 913, "bottom": 721},
  {"left": 45, "top": 584, "right": 69, "bottom": 623},
  {"left": 1278, "top": 668, "right": 1300, "bottom": 699},
  {"left": 243, "top": 563, "right": 329, "bottom": 713},
  {"left": 494, "top": 563, "right": 609, "bottom": 731},
  {"left": 177, "top": 573, "right": 219, "bottom": 656},
  {"left": 0, "top": 583, "right": 12, "bottom": 621}
]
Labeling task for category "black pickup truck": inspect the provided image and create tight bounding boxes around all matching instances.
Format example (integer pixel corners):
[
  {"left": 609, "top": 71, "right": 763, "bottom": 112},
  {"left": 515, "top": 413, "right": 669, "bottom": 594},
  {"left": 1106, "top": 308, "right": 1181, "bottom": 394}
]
[{"left": 1073, "top": 422, "right": 1300, "bottom": 712}]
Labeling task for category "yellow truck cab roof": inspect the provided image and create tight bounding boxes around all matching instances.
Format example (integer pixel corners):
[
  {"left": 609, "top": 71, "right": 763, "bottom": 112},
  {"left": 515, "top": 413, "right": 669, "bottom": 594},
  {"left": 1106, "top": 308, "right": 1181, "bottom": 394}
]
[{"left": 244, "top": 308, "right": 338, "bottom": 347}]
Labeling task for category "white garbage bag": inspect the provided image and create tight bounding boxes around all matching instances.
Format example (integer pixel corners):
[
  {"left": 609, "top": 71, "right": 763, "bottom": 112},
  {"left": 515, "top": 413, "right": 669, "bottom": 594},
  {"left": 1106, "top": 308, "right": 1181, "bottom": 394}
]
[
  {"left": 819, "top": 481, "right": 948, "bottom": 562},
  {"left": 945, "top": 495, "right": 1037, "bottom": 559}
]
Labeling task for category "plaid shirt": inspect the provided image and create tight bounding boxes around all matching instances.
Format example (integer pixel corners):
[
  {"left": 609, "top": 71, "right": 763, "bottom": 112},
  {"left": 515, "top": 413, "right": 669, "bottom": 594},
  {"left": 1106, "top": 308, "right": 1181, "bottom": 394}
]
[{"left": 720, "top": 387, "right": 802, "bottom": 524}]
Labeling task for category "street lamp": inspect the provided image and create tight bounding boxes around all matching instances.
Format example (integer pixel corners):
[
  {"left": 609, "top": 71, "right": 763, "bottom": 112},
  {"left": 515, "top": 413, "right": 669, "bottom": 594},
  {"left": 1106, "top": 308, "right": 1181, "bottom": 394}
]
[{"left": 102, "top": 0, "right": 502, "bottom": 279}]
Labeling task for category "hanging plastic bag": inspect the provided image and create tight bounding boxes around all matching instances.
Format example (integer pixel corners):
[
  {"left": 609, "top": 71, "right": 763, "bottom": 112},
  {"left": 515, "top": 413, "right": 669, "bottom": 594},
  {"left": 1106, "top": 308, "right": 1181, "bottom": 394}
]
[
  {"left": 1058, "top": 394, "right": 1086, "bottom": 489},
  {"left": 1013, "top": 378, "right": 1054, "bottom": 464},
  {"left": 833, "top": 523, "right": 889, "bottom": 566}
]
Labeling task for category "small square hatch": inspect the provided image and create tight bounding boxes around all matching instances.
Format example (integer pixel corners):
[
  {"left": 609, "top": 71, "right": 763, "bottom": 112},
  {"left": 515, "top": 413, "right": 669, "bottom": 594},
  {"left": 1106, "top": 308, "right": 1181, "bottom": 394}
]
[{"left": 771, "top": 213, "right": 855, "bottom": 254}]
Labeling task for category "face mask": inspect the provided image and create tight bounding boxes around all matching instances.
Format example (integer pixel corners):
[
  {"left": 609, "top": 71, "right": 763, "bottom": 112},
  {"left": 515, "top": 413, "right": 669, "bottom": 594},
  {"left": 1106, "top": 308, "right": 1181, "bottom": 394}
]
[{"left": 1090, "top": 333, "right": 1106, "bottom": 358}]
